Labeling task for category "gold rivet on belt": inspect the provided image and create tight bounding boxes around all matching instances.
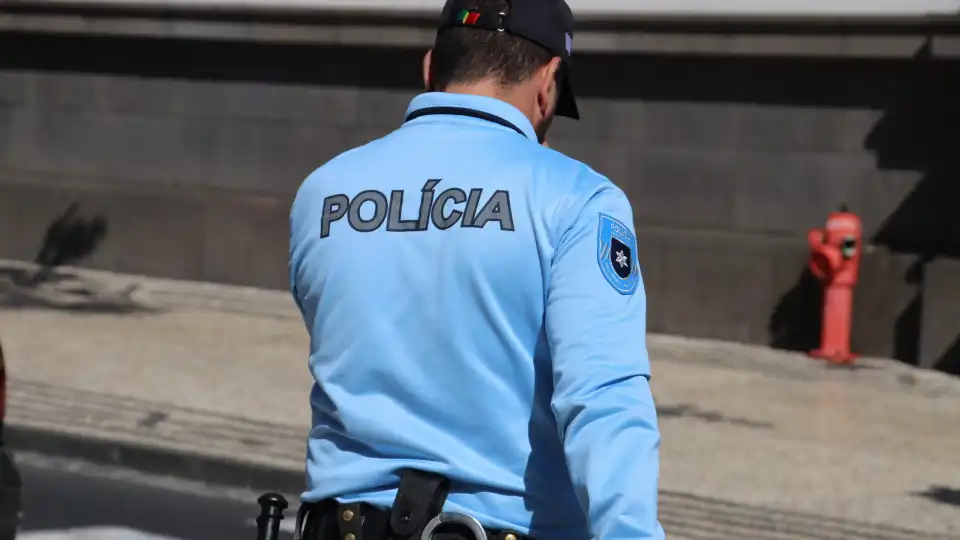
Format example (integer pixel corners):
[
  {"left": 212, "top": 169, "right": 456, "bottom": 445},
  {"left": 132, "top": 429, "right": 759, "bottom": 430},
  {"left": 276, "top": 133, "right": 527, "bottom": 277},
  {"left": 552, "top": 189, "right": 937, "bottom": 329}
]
[
  {"left": 345, "top": 533, "right": 356, "bottom": 540},
  {"left": 342, "top": 509, "right": 355, "bottom": 522},
  {"left": 505, "top": 534, "right": 517, "bottom": 540}
]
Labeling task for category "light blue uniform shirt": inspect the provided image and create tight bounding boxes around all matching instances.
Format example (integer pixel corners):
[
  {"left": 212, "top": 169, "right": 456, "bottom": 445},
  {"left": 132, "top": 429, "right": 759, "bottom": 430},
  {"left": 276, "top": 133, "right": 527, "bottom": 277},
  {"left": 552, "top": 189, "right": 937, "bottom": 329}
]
[{"left": 289, "top": 92, "right": 664, "bottom": 540}]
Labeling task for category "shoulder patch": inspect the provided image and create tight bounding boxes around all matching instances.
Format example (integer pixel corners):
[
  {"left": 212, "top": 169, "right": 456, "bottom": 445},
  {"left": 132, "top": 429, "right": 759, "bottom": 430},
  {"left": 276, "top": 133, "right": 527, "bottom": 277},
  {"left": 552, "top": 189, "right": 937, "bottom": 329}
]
[{"left": 597, "top": 213, "right": 639, "bottom": 295}]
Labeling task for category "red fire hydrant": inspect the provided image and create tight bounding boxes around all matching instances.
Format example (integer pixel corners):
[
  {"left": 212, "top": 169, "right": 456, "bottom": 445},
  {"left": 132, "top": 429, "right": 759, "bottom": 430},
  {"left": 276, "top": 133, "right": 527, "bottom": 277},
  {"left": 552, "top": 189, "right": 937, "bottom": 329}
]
[{"left": 807, "top": 205, "right": 862, "bottom": 364}]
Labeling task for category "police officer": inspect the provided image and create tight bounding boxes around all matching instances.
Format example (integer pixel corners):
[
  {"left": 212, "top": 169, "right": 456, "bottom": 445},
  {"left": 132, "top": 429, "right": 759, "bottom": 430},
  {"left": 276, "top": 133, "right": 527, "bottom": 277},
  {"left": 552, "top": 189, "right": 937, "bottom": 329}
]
[{"left": 288, "top": 0, "right": 665, "bottom": 539}]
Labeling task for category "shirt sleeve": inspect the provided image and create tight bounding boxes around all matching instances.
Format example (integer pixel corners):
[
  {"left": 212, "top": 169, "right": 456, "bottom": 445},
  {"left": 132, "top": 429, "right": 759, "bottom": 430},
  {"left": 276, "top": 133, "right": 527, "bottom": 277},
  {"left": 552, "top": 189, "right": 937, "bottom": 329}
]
[
  {"left": 289, "top": 177, "right": 315, "bottom": 319},
  {"left": 545, "top": 182, "right": 665, "bottom": 540}
]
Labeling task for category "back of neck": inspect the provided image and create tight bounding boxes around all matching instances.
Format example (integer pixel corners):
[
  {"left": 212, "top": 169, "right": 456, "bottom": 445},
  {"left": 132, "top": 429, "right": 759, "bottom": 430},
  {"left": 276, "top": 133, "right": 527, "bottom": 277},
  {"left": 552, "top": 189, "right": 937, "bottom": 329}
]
[{"left": 440, "top": 82, "right": 533, "bottom": 123}]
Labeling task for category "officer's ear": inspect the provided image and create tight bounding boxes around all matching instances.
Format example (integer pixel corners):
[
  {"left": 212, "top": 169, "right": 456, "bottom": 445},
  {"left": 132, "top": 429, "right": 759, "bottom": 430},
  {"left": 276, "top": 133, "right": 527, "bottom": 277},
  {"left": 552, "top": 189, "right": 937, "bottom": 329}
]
[
  {"left": 536, "top": 57, "right": 562, "bottom": 115},
  {"left": 422, "top": 49, "right": 434, "bottom": 91}
]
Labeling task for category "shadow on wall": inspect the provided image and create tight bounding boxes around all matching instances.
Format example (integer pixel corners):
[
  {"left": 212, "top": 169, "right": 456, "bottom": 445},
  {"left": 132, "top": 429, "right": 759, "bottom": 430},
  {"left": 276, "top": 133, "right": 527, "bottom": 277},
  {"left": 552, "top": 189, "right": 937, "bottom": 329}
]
[
  {"left": 33, "top": 202, "right": 107, "bottom": 279},
  {"left": 767, "top": 268, "right": 822, "bottom": 353},
  {"left": 0, "top": 33, "right": 424, "bottom": 89},
  {"left": 0, "top": 203, "right": 154, "bottom": 314},
  {"left": 936, "top": 338, "right": 960, "bottom": 375},
  {"left": 889, "top": 257, "right": 928, "bottom": 366},
  {"left": 560, "top": 44, "right": 960, "bottom": 367},
  {"left": 766, "top": 42, "right": 960, "bottom": 372},
  {"left": 864, "top": 42, "right": 960, "bottom": 373},
  {"left": 3, "top": 33, "right": 960, "bottom": 363}
]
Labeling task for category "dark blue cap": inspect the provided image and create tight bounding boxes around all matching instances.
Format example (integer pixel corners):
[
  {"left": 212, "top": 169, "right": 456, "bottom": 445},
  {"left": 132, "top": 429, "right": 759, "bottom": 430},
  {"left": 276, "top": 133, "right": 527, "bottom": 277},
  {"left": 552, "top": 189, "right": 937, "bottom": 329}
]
[{"left": 439, "top": 0, "right": 579, "bottom": 120}]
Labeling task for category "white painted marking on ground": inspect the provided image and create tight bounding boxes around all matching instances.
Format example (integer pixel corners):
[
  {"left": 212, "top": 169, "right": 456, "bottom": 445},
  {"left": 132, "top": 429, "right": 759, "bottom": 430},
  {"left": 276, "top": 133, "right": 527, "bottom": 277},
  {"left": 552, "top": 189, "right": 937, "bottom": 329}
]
[{"left": 19, "top": 526, "right": 185, "bottom": 540}]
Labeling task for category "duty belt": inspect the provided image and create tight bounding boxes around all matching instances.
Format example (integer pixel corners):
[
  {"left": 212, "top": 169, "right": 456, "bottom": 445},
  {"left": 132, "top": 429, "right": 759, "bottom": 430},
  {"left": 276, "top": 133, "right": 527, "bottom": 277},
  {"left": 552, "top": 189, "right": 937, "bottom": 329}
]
[{"left": 294, "top": 470, "right": 529, "bottom": 540}]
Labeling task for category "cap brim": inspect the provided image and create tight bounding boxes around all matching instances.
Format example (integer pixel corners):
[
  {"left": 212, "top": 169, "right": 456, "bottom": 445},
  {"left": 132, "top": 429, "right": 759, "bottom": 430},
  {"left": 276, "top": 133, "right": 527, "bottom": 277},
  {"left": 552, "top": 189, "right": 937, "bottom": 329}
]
[{"left": 555, "top": 63, "right": 579, "bottom": 120}]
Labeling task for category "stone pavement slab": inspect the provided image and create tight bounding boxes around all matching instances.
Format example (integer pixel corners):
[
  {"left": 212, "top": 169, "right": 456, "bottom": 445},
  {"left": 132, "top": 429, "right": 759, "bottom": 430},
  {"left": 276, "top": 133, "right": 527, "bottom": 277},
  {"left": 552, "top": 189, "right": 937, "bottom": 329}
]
[{"left": 1, "top": 260, "right": 959, "bottom": 539}]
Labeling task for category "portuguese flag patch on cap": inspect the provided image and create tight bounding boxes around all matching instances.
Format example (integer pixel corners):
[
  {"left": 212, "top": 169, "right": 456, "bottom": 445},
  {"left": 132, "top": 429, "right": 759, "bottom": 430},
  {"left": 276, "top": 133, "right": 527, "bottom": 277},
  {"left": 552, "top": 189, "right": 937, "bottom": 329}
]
[{"left": 458, "top": 10, "right": 481, "bottom": 25}]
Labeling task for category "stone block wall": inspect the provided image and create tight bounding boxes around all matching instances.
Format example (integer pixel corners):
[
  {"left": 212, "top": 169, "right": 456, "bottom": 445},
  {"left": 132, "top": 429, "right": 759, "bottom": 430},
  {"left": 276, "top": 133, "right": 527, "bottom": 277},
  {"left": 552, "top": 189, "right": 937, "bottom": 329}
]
[{"left": 2, "top": 31, "right": 958, "bottom": 371}]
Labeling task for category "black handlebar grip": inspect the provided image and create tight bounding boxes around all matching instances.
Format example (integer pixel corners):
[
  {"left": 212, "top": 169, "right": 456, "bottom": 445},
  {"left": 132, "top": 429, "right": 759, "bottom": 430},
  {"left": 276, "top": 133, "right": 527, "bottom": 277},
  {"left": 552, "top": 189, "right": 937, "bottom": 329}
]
[{"left": 256, "top": 493, "right": 289, "bottom": 540}]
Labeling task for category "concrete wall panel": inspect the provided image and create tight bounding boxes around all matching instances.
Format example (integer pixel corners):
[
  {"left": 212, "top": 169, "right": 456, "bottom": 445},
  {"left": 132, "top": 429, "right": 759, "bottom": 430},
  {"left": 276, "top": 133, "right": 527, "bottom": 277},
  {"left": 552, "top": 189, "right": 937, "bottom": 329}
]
[
  {"left": 2, "top": 31, "right": 959, "bottom": 373},
  {"left": 920, "top": 257, "right": 960, "bottom": 373},
  {"left": 201, "top": 193, "right": 292, "bottom": 289}
]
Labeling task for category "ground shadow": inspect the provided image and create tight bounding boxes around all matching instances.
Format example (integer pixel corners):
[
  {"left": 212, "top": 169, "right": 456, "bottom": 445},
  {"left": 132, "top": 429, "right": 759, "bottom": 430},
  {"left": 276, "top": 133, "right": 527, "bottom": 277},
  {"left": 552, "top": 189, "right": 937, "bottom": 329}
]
[
  {"left": 656, "top": 403, "right": 775, "bottom": 430},
  {"left": 917, "top": 486, "right": 960, "bottom": 508},
  {"left": 0, "top": 265, "right": 152, "bottom": 314}
]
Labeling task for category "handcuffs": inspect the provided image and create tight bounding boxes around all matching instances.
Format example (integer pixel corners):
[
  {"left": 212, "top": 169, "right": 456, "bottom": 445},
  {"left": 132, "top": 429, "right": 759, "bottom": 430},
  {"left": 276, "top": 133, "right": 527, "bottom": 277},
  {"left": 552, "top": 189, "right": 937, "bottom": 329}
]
[{"left": 420, "top": 512, "right": 488, "bottom": 540}]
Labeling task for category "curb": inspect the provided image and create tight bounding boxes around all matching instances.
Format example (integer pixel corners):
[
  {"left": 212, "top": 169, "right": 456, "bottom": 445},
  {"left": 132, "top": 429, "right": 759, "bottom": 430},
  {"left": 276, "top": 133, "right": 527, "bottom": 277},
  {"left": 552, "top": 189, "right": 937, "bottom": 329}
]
[{"left": 4, "top": 423, "right": 305, "bottom": 495}]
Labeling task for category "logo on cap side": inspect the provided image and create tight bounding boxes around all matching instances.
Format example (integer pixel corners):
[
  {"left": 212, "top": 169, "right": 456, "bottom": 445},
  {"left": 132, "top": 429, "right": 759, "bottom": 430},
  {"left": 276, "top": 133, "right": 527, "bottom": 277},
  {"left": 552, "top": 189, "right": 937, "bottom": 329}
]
[{"left": 565, "top": 33, "right": 573, "bottom": 55}]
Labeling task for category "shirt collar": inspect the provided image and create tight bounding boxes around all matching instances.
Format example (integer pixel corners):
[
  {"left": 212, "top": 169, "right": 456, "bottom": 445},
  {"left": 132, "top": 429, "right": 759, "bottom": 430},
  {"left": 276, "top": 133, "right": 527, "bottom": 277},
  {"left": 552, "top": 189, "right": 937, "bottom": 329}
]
[{"left": 403, "top": 92, "right": 538, "bottom": 141}]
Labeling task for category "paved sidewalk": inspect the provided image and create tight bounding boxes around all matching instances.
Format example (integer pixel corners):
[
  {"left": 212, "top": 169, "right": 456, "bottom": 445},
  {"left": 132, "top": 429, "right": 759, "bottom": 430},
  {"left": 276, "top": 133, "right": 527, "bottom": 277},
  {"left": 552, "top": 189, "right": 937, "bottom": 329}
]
[{"left": 2, "top": 260, "right": 959, "bottom": 540}]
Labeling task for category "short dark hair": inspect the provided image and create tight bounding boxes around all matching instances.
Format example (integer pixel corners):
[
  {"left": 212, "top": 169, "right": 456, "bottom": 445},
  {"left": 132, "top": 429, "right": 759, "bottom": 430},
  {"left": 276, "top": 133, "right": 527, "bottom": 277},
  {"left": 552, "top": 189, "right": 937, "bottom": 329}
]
[{"left": 430, "top": 0, "right": 555, "bottom": 91}]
